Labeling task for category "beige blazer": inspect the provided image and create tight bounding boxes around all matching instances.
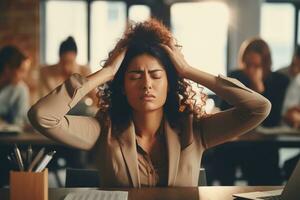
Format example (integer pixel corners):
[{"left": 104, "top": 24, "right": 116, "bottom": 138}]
[{"left": 28, "top": 73, "right": 271, "bottom": 187}]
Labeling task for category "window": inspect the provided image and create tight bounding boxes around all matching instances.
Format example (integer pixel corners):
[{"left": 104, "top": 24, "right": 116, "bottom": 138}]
[
  {"left": 171, "top": 2, "right": 229, "bottom": 77},
  {"left": 90, "top": 1, "right": 126, "bottom": 72},
  {"left": 45, "top": 1, "right": 87, "bottom": 65},
  {"left": 128, "top": 5, "right": 151, "bottom": 23},
  {"left": 260, "top": 3, "right": 295, "bottom": 71}
]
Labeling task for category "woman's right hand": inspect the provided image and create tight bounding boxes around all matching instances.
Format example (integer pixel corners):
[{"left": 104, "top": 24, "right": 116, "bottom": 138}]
[
  {"left": 104, "top": 48, "right": 127, "bottom": 78},
  {"left": 87, "top": 48, "right": 126, "bottom": 88},
  {"left": 245, "top": 66, "right": 265, "bottom": 93}
]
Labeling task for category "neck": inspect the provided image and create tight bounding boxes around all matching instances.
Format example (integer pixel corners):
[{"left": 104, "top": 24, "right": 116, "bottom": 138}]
[
  {"left": 0, "top": 75, "right": 9, "bottom": 88},
  {"left": 132, "top": 109, "right": 163, "bottom": 139}
]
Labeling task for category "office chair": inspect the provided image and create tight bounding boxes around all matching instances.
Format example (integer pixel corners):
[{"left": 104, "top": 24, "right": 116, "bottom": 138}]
[
  {"left": 199, "top": 168, "right": 207, "bottom": 186},
  {"left": 65, "top": 168, "right": 100, "bottom": 187},
  {"left": 65, "top": 167, "right": 207, "bottom": 187}
]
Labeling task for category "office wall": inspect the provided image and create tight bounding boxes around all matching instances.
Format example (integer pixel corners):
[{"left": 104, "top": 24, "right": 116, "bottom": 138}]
[
  {"left": 0, "top": 0, "right": 263, "bottom": 100},
  {"left": 0, "top": 0, "right": 40, "bottom": 103},
  {"left": 227, "top": 0, "right": 262, "bottom": 71}
]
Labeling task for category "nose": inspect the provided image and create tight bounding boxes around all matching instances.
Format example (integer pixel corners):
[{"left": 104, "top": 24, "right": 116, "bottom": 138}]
[{"left": 142, "top": 73, "right": 152, "bottom": 91}]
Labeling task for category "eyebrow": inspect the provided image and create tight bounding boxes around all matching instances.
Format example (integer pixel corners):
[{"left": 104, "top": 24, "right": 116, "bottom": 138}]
[{"left": 127, "top": 69, "right": 164, "bottom": 74}]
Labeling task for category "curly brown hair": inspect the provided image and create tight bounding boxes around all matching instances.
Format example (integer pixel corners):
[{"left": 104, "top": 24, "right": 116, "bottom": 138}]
[{"left": 96, "top": 18, "right": 207, "bottom": 133}]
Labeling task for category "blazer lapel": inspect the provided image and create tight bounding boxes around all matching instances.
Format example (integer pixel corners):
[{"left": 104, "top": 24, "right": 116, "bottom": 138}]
[
  {"left": 165, "top": 120, "right": 181, "bottom": 186},
  {"left": 117, "top": 121, "right": 140, "bottom": 187}
]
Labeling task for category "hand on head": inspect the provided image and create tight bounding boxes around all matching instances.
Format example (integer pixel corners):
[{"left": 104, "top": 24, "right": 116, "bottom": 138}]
[
  {"left": 160, "top": 41, "right": 189, "bottom": 78},
  {"left": 104, "top": 48, "right": 127, "bottom": 78},
  {"left": 244, "top": 66, "right": 265, "bottom": 93}
]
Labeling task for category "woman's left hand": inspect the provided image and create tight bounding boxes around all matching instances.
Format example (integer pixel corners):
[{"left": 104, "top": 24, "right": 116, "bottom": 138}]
[{"left": 160, "top": 42, "right": 190, "bottom": 78}]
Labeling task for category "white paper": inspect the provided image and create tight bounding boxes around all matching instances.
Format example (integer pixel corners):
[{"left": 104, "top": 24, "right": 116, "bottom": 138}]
[{"left": 64, "top": 190, "right": 128, "bottom": 200}]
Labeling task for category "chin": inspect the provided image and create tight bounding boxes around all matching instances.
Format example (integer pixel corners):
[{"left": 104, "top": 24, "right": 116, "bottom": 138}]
[{"left": 135, "top": 104, "right": 164, "bottom": 113}]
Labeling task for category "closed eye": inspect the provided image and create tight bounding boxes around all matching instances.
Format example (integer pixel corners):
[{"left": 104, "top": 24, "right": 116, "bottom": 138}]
[
  {"left": 151, "top": 71, "right": 162, "bottom": 79},
  {"left": 129, "top": 73, "right": 142, "bottom": 80}
]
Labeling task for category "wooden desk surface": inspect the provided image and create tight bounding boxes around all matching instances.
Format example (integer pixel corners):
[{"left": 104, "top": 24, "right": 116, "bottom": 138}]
[
  {"left": 0, "top": 186, "right": 283, "bottom": 200},
  {"left": 0, "top": 131, "right": 58, "bottom": 145}
]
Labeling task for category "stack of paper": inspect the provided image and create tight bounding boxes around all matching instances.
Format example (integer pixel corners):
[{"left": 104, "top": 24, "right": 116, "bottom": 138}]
[{"left": 64, "top": 190, "right": 128, "bottom": 200}]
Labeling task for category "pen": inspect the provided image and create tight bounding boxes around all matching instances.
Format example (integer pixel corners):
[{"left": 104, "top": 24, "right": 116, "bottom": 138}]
[
  {"left": 9, "top": 153, "right": 19, "bottom": 170},
  {"left": 35, "top": 151, "right": 56, "bottom": 172},
  {"left": 28, "top": 147, "right": 45, "bottom": 172},
  {"left": 26, "top": 145, "right": 33, "bottom": 170},
  {"left": 14, "top": 144, "right": 24, "bottom": 171}
]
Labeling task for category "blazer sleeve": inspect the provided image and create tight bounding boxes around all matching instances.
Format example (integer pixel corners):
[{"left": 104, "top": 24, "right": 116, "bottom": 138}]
[
  {"left": 195, "top": 75, "right": 271, "bottom": 149},
  {"left": 28, "top": 73, "right": 101, "bottom": 150}
]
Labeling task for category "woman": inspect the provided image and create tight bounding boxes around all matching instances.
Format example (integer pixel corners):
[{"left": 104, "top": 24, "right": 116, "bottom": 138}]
[
  {"left": 0, "top": 45, "right": 30, "bottom": 187},
  {"left": 0, "top": 45, "right": 30, "bottom": 126},
  {"left": 28, "top": 19, "right": 271, "bottom": 187},
  {"left": 216, "top": 38, "right": 288, "bottom": 185},
  {"left": 40, "top": 36, "right": 97, "bottom": 116}
]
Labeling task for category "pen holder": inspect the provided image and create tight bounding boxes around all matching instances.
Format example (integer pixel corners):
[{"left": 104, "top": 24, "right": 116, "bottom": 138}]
[{"left": 10, "top": 168, "right": 48, "bottom": 200}]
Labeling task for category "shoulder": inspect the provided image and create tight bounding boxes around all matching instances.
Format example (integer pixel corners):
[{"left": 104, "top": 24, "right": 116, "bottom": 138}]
[
  {"left": 291, "top": 74, "right": 300, "bottom": 87},
  {"left": 14, "top": 82, "right": 29, "bottom": 96},
  {"left": 4, "top": 82, "right": 29, "bottom": 100},
  {"left": 269, "top": 71, "right": 290, "bottom": 84},
  {"left": 79, "top": 65, "right": 91, "bottom": 76},
  {"left": 228, "top": 69, "right": 244, "bottom": 78},
  {"left": 228, "top": 69, "right": 250, "bottom": 84},
  {"left": 277, "top": 66, "right": 289, "bottom": 75},
  {"left": 40, "top": 64, "right": 59, "bottom": 76}
]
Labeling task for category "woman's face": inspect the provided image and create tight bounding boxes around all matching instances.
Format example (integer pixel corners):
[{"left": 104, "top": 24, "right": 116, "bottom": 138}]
[
  {"left": 244, "top": 51, "right": 262, "bottom": 70},
  {"left": 5, "top": 59, "right": 30, "bottom": 85},
  {"left": 60, "top": 51, "right": 77, "bottom": 75},
  {"left": 243, "top": 51, "right": 264, "bottom": 79},
  {"left": 124, "top": 53, "right": 168, "bottom": 113}
]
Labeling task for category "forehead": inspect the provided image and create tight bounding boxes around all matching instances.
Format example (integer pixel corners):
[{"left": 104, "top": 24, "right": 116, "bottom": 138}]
[
  {"left": 244, "top": 52, "right": 262, "bottom": 62},
  {"left": 127, "top": 53, "right": 165, "bottom": 71}
]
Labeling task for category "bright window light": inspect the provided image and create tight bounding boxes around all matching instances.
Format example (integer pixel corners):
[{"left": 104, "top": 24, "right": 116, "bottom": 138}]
[
  {"left": 129, "top": 5, "right": 151, "bottom": 23},
  {"left": 90, "top": 1, "right": 126, "bottom": 72},
  {"left": 171, "top": 2, "right": 229, "bottom": 77},
  {"left": 45, "top": 1, "right": 87, "bottom": 65},
  {"left": 261, "top": 3, "right": 295, "bottom": 71}
]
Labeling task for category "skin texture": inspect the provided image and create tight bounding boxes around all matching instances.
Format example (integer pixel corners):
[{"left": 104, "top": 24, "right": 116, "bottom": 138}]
[
  {"left": 243, "top": 52, "right": 265, "bottom": 93},
  {"left": 124, "top": 54, "right": 168, "bottom": 113},
  {"left": 1, "top": 59, "right": 30, "bottom": 85},
  {"left": 123, "top": 53, "right": 169, "bottom": 153},
  {"left": 59, "top": 51, "right": 78, "bottom": 76}
]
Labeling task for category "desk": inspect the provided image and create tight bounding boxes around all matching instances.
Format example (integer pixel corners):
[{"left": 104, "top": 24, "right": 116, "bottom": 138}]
[
  {"left": 0, "top": 186, "right": 283, "bottom": 200},
  {"left": 234, "top": 127, "right": 300, "bottom": 148},
  {"left": 0, "top": 131, "right": 58, "bottom": 145},
  {"left": 0, "top": 132, "right": 84, "bottom": 187}
]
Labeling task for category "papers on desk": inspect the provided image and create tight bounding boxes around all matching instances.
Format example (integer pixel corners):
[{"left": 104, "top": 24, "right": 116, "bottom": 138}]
[
  {"left": 256, "top": 125, "right": 300, "bottom": 135},
  {"left": 0, "top": 120, "right": 21, "bottom": 135},
  {"left": 64, "top": 190, "right": 128, "bottom": 200}
]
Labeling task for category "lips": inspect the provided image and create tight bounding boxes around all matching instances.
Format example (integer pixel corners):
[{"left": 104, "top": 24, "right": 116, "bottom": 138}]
[{"left": 140, "top": 93, "right": 156, "bottom": 100}]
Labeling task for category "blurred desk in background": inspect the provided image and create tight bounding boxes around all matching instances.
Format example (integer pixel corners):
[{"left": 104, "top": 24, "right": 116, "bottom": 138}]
[
  {"left": 236, "top": 126, "right": 300, "bottom": 148},
  {"left": 0, "top": 131, "right": 87, "bottom": 187},
  {"left": 0, "top": 131, "right": 58, "bottom": 145}
]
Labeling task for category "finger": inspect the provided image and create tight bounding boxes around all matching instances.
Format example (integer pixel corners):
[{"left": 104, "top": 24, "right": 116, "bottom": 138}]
[
  {"left": 160, "top": 43, "right": 173, "bottom": 54},
  {"left": 174, "top": 44, "right": 183, "bottom": 51}
]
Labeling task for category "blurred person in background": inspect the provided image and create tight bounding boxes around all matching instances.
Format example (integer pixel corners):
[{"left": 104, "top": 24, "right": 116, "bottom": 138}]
[
  {"left": 278, "top": 45, "right": 300, "bottom": 81},
  {"left": 279, "top": 45, "right": 300, "bottom": 130},
  {"left": 0, "top": 45, "right": 31, "bottom": 187},
  {"left": 40, "top": 36, "right": 97, "bottom": 116},
  {"left": 214, "top": 38, "right": 289, "bottom": 186},
  {"left": 0, "top": 45, "right": 30, "bottom": 127},
  {"left": 279, "top": 46, "right": 300, "bottom": 181}
]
